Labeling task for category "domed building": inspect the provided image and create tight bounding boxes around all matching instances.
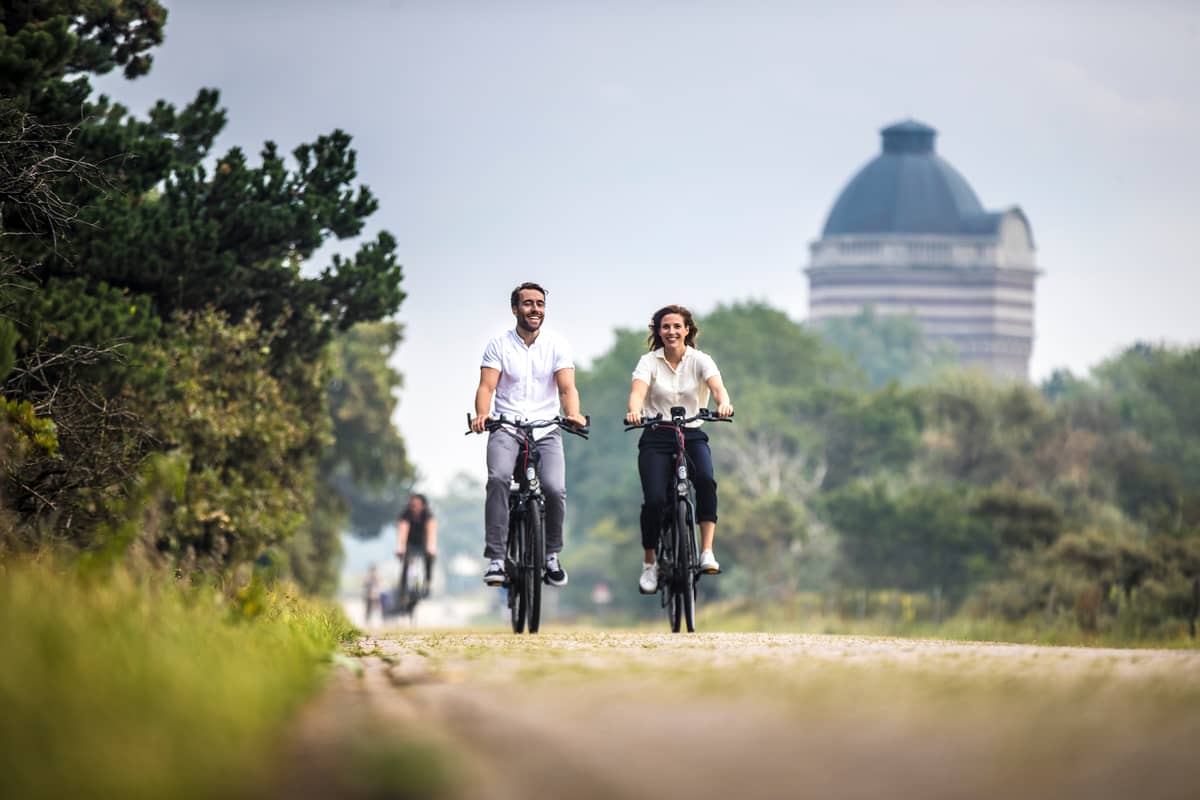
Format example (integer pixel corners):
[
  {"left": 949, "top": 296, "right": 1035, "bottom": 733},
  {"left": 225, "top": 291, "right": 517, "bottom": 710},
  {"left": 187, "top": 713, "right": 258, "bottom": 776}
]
[{"left": 805, "top": 120, "right": 1039, "bottom": 380}]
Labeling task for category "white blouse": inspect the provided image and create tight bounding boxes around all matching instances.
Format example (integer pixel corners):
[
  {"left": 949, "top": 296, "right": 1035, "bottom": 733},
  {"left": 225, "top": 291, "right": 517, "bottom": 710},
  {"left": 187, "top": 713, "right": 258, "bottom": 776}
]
[{"left": 631, "top": 347, "right": 721, "bottom": 427}]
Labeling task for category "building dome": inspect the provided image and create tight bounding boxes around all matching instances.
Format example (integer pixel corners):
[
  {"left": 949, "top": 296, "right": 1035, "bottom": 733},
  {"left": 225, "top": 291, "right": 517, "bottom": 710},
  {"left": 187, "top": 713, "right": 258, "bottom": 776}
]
[{"left": 822, "top": 120, "right": 988, "bottom": 236}]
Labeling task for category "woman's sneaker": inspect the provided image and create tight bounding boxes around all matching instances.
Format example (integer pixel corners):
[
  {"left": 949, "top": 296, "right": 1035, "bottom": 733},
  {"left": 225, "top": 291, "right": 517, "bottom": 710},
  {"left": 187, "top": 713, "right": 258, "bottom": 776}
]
[
  {"left": 638, "top": 562, "right": 658, "bottom": 594},
  {"left": 483, "top": 559, "right": 506, "bottom": 586},
  {"left": 699, "top": 549, "right": 721, "bottom": 574}
]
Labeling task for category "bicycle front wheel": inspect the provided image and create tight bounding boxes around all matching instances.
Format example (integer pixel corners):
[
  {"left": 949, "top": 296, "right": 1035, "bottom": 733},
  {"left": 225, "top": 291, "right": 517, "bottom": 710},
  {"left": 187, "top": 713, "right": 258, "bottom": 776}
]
[
  {"left": 509, "top": 518, "right": 526, "bottom": 634},
  {"left": 525, "top": 503, "right": 544, "bottom": 634},
  {"left": 664, "top": 508, "right": 684, "bottom": 633},
  {"left": 678, "top": 498, "right": 697, "bottom": 633},
  {"left": 398, "top": 549, "right": 412, "bottom": 615}
]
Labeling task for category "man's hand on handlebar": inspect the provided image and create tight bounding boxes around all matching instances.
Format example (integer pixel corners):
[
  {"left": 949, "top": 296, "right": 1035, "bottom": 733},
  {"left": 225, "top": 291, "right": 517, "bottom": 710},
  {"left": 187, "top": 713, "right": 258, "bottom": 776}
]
[{"left": 465, "top": 413, "right": 590, "bottom": 438}]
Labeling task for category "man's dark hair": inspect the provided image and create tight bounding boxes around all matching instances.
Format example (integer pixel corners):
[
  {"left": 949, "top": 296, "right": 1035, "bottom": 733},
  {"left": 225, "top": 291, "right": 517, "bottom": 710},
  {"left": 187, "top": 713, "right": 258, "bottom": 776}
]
[{"left": 510, "top": 282, "right": 548, "bottom": 308}]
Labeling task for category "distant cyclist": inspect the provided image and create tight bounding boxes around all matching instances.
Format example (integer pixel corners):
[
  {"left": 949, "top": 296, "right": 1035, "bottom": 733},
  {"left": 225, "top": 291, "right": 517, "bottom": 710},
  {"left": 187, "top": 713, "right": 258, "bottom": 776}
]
[
  {"left": 363, "top": 563, "right": 382, "bottom": 623},
  {"left": 470, "top": 281, "right": 587, "bottom": 587},
  {"left": 624, "top": 305, "right": 734, "bottom": 594},
  {"left": 396, "top": 493, "right": 437, "bottom": 597}
]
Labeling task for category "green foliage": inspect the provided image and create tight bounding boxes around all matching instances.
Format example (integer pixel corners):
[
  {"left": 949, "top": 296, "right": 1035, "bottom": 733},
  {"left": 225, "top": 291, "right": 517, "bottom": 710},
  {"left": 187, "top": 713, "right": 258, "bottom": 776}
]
[
  {"left": 0, "top": 4, "right": 410, "bottom": 589},
  {"left": 816, "top": 305, "right": 957, "bottom": 387},
  {"left": 0, "top": 559, "right": 352, "bottom": 800},
  {"left": 0, "top": 1, "right": 167, "bottom": 105},
  {"left": 820, "top": 382, "right": 923, "bottom": 490},
  {"left": 920, "top": 372, "right": 1059, "bottom": 486},
  {"left": 822, "top": 479, "right": 994, "bottom": 597},
  {"left": 970, "top": 484, "right": 1064, "bottom": 551},
  {"left": 1095, "top": 344, "right": 1200, "bottom": 495},
  {"left": 325, "top": 321, "right": 410, "bottom": 490},
  {"left": 0, "top": 318, "right": 16, "bottom": 380},
  {"left": 114, "top": 309, "right": 327, "bottom": 570},
  {"left": 1, "top": 395, "right": 59, "bottom": 458}
]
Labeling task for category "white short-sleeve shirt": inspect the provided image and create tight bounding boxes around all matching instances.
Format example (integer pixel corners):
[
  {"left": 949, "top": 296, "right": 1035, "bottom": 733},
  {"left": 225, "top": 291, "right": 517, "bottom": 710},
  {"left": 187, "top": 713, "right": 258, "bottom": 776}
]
[
  {"left": 481, "top": 328, "right": 574, "bottom": 438},
  {"left": 631, "top": 346, "right": 721, "bottom": 427}
]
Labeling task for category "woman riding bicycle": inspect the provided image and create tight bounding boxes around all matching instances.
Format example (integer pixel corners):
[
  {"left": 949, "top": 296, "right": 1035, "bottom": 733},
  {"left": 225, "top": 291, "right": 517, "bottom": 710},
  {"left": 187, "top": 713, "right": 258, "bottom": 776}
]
[{"left": 624, "top": 305, "right": 734, "bottom": 594}]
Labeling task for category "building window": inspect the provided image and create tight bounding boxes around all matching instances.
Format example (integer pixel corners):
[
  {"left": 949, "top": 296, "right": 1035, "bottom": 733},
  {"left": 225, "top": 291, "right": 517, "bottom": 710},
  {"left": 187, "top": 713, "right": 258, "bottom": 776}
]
[{"left": 908, "top": 242, "right": 951, "bottom": 263}]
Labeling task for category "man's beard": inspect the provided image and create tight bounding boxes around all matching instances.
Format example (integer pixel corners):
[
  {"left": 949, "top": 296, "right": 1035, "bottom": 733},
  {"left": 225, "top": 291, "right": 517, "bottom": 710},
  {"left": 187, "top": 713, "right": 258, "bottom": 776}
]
[{"left": 517, "top": 315, "right": 542, "bottom": 333}]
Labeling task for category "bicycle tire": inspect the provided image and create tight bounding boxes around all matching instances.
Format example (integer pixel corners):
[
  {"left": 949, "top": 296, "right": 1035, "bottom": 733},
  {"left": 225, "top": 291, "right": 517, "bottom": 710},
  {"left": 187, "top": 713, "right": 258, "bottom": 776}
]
[
  {"left": 665, "top": 510, "right": 683, "bottom": 633},
  {"left": 399, "top": 549, "right": 413, "bottom": 616},
  {"left": 526, "top": 502, "right": 544, "bottom": 634},
  {"left": 678, "top": 498, "right": 697, "bottom": 633},
  {"left": 669, "top": 590, "right": 682, "bottom": 632},
  {"left": 509, "top": 517, "right": 526, "bottom": 634}
]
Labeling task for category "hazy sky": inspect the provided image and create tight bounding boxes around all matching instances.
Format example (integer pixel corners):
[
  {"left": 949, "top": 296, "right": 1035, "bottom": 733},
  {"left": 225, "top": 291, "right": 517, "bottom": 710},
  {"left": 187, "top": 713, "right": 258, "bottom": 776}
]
[{"left": 97, "top": 0, "right": 1200, "bottom": 493}]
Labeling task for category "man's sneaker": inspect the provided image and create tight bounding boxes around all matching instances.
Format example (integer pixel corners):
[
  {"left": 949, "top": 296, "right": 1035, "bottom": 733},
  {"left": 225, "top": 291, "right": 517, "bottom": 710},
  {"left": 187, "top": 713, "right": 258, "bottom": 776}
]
[
  {"left": 544, "top": 553, "right": 568, "bottom": 587},
  {"left": 639, "top": 561, "right": 659, "bottom": 594},
  {"left": 699, "top": 549, "right": 721, "bottom": 574},
  {"left": 483, "top": 559, "right": 506, "bottom": 586}
]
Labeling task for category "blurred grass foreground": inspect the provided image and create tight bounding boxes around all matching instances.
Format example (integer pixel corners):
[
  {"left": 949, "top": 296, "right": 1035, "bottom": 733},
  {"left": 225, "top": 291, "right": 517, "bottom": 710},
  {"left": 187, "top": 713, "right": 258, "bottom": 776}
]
[{"left": 0, "top": 561, "right": 355, "bottom": 800}]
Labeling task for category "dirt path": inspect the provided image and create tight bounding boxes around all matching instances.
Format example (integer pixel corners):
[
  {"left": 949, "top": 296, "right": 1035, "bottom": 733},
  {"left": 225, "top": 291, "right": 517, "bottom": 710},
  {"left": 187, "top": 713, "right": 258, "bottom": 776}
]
[{"left": 287, "top": 631, "right": 1200, "bottom": 800}]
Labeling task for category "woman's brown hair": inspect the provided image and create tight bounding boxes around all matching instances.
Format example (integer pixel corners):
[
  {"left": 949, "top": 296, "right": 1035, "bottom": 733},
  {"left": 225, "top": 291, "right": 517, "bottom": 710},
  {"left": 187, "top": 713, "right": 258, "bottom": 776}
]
[{"left": 646, "top": 305, "right": 699, "bottom": 351}]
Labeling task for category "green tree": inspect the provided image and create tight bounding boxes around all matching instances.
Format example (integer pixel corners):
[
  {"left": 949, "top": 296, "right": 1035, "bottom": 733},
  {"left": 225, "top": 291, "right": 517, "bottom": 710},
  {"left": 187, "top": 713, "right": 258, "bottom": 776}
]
[
  {"left": 823, "top": 479, "right": 994, "bottom": 599},
  {"left": 1, "top": 3, "right": 410, "bottom": 588},
  {"left": 816, "top": 305, "right": 957, "bottom": 388}
]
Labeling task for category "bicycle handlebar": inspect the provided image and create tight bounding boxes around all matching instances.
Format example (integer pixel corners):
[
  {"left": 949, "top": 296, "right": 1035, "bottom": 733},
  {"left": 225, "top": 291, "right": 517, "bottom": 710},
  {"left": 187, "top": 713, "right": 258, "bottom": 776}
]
[
  {"left": 623, "top": 408, "right": 734, "bottom": 432},
  {"left": 465, "top": 413, "right": 591, "bottom": 439}
]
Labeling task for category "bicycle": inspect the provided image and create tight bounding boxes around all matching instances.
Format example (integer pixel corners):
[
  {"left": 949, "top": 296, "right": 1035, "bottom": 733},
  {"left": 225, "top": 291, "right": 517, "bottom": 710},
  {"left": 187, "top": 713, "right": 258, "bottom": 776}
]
[
  {"left": 624, "top": 406, "right": 732, "bottom": 632},
  {"left": 396, "top": 547, "right": 430, "bottom": 618},
  {"left": 466, "top": 414, "right": 590, "bottom": 633}
]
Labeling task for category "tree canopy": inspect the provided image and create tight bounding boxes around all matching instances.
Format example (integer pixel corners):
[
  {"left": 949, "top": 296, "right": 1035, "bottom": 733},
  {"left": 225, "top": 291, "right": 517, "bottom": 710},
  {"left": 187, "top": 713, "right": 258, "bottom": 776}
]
[{"left": 0, "top": 0, "right": 410, "bottom": 590}]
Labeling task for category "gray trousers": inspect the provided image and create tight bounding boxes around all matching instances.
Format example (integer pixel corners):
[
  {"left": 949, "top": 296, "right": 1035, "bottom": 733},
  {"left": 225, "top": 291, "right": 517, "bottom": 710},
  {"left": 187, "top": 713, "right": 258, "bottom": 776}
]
[{"left": 484, "top": 428, "right": 566, "bottom": 560}]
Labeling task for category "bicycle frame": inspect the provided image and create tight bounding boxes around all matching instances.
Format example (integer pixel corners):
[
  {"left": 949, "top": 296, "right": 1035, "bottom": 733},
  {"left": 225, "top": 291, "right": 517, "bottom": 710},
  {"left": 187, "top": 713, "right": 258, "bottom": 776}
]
[{"left": 504, "top": 424, "right": 546, "bottom": 634}]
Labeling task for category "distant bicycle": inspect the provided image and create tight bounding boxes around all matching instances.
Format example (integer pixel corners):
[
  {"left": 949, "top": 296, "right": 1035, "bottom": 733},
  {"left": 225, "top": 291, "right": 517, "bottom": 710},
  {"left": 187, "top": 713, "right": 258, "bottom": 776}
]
[
  {"left": 625, "top": 406, "right": 732, "bottom": 632},
  {"left": 396, "top": 548, "right": 429, "bottom": 619},
  {"left": 466, "top": 414, "right": 589, "bottom": 633}
]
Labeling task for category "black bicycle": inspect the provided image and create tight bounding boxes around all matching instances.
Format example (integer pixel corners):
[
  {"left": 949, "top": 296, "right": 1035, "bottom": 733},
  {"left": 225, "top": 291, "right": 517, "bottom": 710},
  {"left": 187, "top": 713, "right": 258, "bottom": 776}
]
[
  {"left": 467, "top": 414, "right": 589, "bottom": 633},
  {"left": 396, "top": 547, "right": 430, "bottom": 619},
  {"left": 625, "top": 406, "right": 732, "bottom": 632}
]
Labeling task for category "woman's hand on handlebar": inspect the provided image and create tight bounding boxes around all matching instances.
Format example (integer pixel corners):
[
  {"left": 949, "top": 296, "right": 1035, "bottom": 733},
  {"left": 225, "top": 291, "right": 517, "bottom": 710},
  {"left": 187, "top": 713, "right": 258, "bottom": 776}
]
[
  {"left": 716, "top": 402, "right": 734, "bottom": 418},
  {"left": 624, "top": 410, "right": 642, "bottom": 426}
]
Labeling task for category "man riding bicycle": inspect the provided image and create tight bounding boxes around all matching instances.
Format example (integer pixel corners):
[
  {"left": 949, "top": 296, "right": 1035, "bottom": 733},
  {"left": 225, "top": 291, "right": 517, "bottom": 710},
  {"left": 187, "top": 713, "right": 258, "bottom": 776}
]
[
  {"left": 470, "top": 282, "right": 588, "bottom": 587},
  {"left": 396, "top": 493, "right": 437, "bottom": 599}
]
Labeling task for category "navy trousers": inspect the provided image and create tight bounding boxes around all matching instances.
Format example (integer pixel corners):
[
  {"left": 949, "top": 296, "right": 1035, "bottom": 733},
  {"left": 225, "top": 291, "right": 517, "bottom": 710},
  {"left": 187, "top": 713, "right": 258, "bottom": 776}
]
[{"left": 637, "top": 427, "right": 717, "bottom": 551}]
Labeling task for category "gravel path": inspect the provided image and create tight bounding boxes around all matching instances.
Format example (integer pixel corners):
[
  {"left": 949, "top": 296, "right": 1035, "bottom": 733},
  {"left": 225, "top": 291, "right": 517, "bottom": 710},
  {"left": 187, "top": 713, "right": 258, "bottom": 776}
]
[{"left": 296, "top": 632, "right": 1200, "bottom": 800}]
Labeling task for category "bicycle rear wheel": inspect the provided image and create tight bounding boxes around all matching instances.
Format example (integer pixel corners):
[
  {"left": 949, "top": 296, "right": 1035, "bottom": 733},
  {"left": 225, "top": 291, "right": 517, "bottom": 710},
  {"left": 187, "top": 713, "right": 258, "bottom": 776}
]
[
  {"left": 509, "top": 518, "right": 526, "bottom": 634},
  {"left": 678, "top": 498, "right": 696, "bottom": 633},
  {"left": 525, "top": 504, "right": 544, "bottom": 634}
]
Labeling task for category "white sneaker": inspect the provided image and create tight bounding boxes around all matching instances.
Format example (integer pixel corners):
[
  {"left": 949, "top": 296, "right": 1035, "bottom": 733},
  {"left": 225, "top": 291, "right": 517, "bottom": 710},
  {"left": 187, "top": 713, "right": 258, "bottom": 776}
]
[
  {"left": 699, "top": 549, "right": 721, "bottom": 574},
  {"left": 483, "top": 559, "right": 506, "bottom": 586},
  {"left": 638, "top": 562, "right": 658, "bottom": 594},
  {"left": 544, "top": 552, "right": 568, "bottom": 587}
]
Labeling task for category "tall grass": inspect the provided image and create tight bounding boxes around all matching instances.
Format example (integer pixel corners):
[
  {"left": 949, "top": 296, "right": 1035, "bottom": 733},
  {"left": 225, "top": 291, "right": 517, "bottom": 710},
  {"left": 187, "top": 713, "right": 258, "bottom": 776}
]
[
  {"left": 700, "top": 593, "right": 1200, "bottom": 649},
  {"left": 0, "top": 561, "right": 355, "bottom": 800}
]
